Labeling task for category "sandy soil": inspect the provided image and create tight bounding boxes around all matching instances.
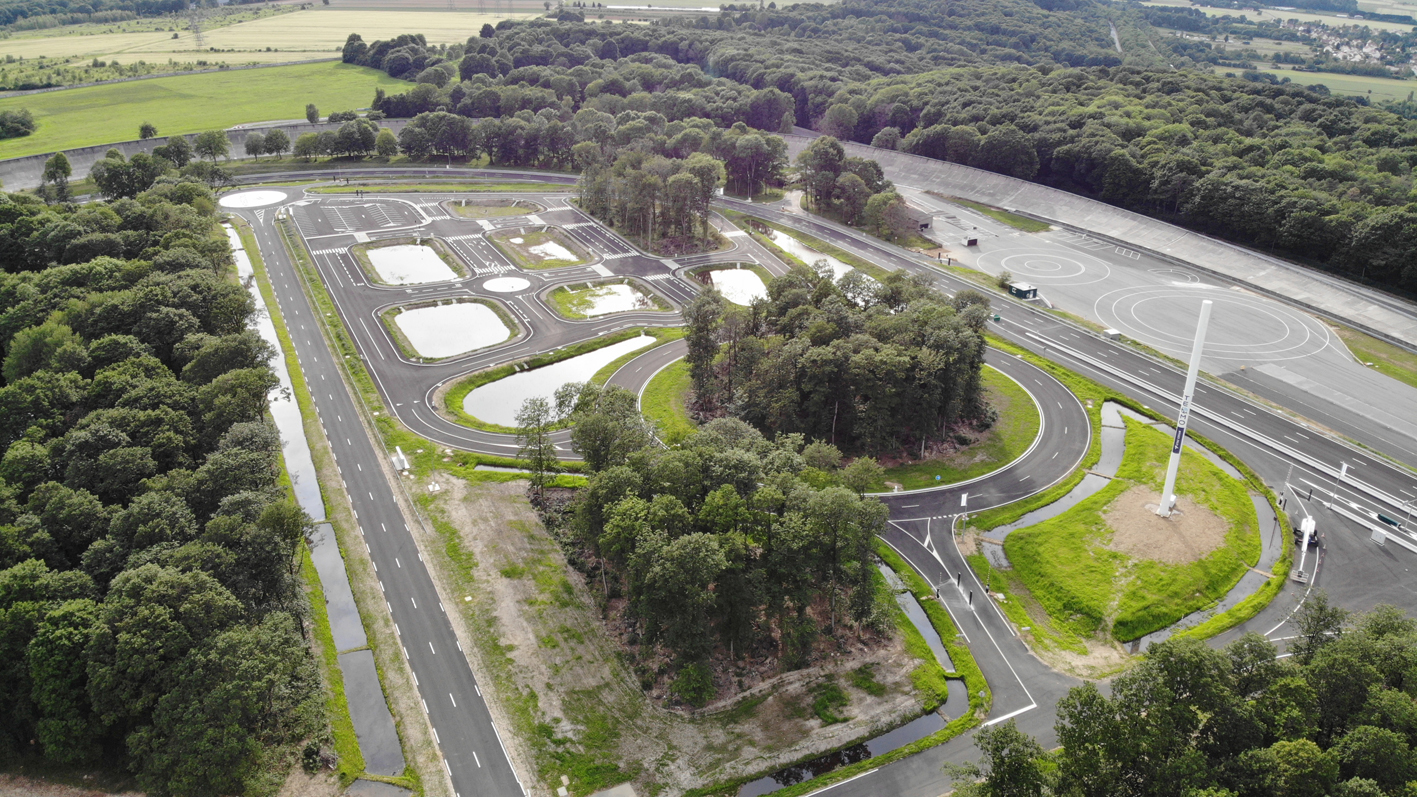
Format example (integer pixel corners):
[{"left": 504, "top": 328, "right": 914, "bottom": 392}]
[
  {"left": 425, "top": 477, "right": 932, "bottom": 796},
  {"left": 1104, "top": 486, "right": 1228, "bottom": 565}
]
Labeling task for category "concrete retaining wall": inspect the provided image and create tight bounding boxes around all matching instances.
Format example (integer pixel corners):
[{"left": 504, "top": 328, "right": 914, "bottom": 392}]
[{"left": 781, "top": 134, "right": 1417, "bottom": 352}]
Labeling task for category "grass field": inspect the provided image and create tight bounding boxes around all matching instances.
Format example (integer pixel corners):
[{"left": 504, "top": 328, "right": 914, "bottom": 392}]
[
  {"left": 640, "top": 359, "right": 696, "bottom": 444},
  {"left": 488, "top": 228, "right": 588, "bottom": 270},
  {"left": 1142, "top": 0, "right": 1417, "bottom": 31},
  {"left": 0, "top": 8, "right": 533, "bottom": 64},
  {"left": 1003, "top": 418, "right": 1261, "bottom": 642},
  {"left": 0, "top": 61, "right": 409, "bottom": 159},
  {"left": 1209, "top": 64, "right": 1415, "bottom": 99},
  {"left": 938, "top": 196, "right": 1052, "bottom": 233},
  {"left": 871, "top": 365, "right": 1042, "bottom": 492},
  {"left": 1334, "top": 323, "right": 1417, "bottom": 391}
]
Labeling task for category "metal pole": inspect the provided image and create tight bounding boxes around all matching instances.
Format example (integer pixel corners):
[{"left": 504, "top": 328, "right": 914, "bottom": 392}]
[{"left": 1159, "top": 299, "right": 1213, "bottom": 517}]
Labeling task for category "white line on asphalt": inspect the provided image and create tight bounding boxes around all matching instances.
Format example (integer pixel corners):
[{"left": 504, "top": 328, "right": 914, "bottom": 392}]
[
  {"left": 430, "top": 642, "right": 436, "bottom": 654},
  {"left": 473, "top": 752, "right": 481, "bottom": 768},
  {"left": 450, "top": 693, "right": 457, "bottom": 707},
  {"left": 432, "top": 727, "right": 439, "bottom": 743},
  {"left": 412, "top": 597, "right": 418, "bottom": 609},
  {"left": 413, "top": 671, "right": 419, "bottom": 686},
  {"left": 396, "top": 558, "right": 401, "bottom": 567},
  {"left": 800, "top": 768, "right": 879, "bottom": 796},
  {"left": 394, "top": 623, "right": 399, "bottom": 636},
  {"left": 422, "top": 699, "right": 428, "bottom": 714}
]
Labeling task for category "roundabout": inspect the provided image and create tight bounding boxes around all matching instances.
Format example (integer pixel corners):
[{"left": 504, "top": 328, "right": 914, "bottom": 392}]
[{"left": 218, "top": 188, "right": 288, "bottom": 208}]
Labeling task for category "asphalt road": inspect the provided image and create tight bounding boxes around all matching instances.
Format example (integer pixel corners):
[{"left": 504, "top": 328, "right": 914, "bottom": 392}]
[
  {"left": 227, "top": 176, "right": 1417, "bottom": 797},
  {"left": 241, "top": 208, "right": 525, "bottom": 797}
]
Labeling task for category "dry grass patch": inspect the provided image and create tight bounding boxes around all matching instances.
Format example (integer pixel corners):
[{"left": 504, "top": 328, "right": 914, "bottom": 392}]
[
  {"left": 1104, "top": 486, "right": 1228, "bottom": 565},
  {"left": 420, "top": 476, "right": 934, "bottom": 796}
]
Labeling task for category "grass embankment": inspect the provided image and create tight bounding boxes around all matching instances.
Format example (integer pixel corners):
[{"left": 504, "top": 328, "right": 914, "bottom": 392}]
[
  {"left": 350, "top": 237, "right": 466, "bottom": 284},
  {"left": 1333, "top": 323, "right": 1417, "bottom": 392},
  {"left": 1004, "top": 418, "right": 1261, "bottom": 643},
  {"left": 933, "top": 194, "right": 1052, "bottom": 233},
  {"left": 721, "top": 209, "right": 893, "bottom": 281},
  {"left": 965, "top": 334, "right": 1292, "bottom": 646},
  {"left": 378, "top": 298, "right": 520, "bottom": 362},
  {"left": 313, "top": 181, "right": 562, "bottom": 194},
  {"left": 446, "top": 199, "right": 545, "bottom": 218},
  {"left": 488, "top": 228, "right": 589, "bottom": 270},
  {"left": 546, "top": 280, "right": 672, "bottom": 320},
  {"left": 0, "top": 61, "right": 408, "bottom": 159},
  {"left": 872, "top": 364, "right": 1041, "bottom": 491},
  {"left": 440, "top": 328, "right": 683, "bottom": 434},
  {"left": 798, "top": 198, "right": 936, "bottom": 251},
  {"left": 640, "top": 359, "right": 696, "bottom": 444},
  {"left": 238, "top": 218, "right": 429, "bottom": 793},
  {"left": 731, "top": 542, "right": 988, "bottom": 797}
]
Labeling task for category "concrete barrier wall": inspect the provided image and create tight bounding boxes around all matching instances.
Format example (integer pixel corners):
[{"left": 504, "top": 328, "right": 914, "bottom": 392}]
[
  {"left": 781, "top": 134, "right": 1417, "bottom": 351},
  {"left": 0, "top": 117, "right": 410, "bottom": 192}
]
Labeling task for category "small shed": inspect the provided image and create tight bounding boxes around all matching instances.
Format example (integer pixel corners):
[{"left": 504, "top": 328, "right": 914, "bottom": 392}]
[
  {"left": 1007, "top": 282, "right": 1038, "bottom": 300},
  {"left": 902, "top": 206, "right": 932, "bottom": 231}
]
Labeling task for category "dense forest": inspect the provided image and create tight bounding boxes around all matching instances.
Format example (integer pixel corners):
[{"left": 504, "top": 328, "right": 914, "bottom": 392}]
[
  {"left": 0, "top": 183, "right": 322, "bottom": 792},
  {"left": 683, "top": 270, "right": 992, "bottom": 456},
  {"left": 953, "top": 597, "right": 1417, "bottom": 797},
  {"left": 347, "top": 0, "right": 1417, "bottom": 295},
  {"left": 526, "top": 381, "right": 891, "bottom": 705}
]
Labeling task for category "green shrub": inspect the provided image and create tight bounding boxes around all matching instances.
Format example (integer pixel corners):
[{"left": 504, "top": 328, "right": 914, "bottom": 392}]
[{"left": 670, "top": 661, "right": 716, "bottom": 708}]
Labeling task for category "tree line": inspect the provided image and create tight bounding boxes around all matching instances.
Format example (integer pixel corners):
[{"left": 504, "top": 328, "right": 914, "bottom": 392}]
[
  {"left": 0, "top": 182, "right": 323, "bottom": 793},
  {"left": 577, "top": 149, "right": 725, "bottom": 254},
  {"left": 520, "top": 383, "right": 890, "bottom": 706},
  {"left": 344, "top": 0, "right": 1417, "bottom": 295},
  {"left": 685, "top": 269, "right": 993, "bottom": 456},
  {"left": 953, "top": 595, "right": 1417, "bottom": 797}
]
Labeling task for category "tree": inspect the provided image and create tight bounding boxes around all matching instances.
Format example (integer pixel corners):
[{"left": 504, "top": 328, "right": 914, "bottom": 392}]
[
  {"left": 292, "top": 132, "right": 321, "bottom": 161},
  {"left": 243, "top": 132, "right": 265, "bottom": 161},
  {"left": 841, "top": 456, "right": 882, "bottom": 494},
  {"left": 153, "top": 134, "right": 192, "bottom": 168},
  {"left": 262, "top": 128, "right": 290, "bottom": 159},
  {"left": 796, "top": 136, "right": 844, "bottom": 208},
  {"left": 683, "top": 288, "right": 725, "bottom": 403},
  {"left": 975, "top": 123, "right": 1039, "bottom": 180},
  {"left": 27, "top": 598, "right": 101, "bottom": 764},
  {"left": 480, "top": 22, "right": 495, "bottom": 37},
  {"left": 193, "top": 129, "right": 230, "bottom": 162},
  {"left": 835, "top": 172, "right": 870, "bottom": 226},
  {"left": 559, "top": 383, "right": 652, "bottom": 473},
  {"left": 516, "top": 396, "right": 559, "bottom": 499},
  {"left": 642, "top": 533, "right": 726, "bottom": 662},
  {"left": 871, "top": 126, "right": 901, "bottom": 150},
  {"left": 375, "top": 128, "right": 399, "bottom": 158},
  {"left": 1292, "top": 590, "right": 1348, "bottom": 664},
  {"left": 40, "top": 152, "right": 71, "bottom": 203},
  {"left": 139, "top": 122, "right": 157, "bottom": 139},
  {"left": 947, "top": 720, "right": 1052, "bottom": 797},
  {"left": 305, "top": 103, "right": 319, "bottom": 124}
]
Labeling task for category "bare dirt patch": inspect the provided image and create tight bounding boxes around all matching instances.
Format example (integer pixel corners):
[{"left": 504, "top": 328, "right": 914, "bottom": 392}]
[
  {"left": 446, "top": 198, "right": 544, "bottom": 218},
  {"left": 1104, "top": 486, "right": 1228, "bottom": 565},
  {"left": 423, "top": 476, "right": 934, "bottom": 796},
  {"left": 0, "top": 775, "right": 141, "bottom": 797}
]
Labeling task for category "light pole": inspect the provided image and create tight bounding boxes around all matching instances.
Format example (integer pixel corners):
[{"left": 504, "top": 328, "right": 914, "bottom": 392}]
[{"left": 1159, "top": 299, "right": 1213, "bottom": 517}]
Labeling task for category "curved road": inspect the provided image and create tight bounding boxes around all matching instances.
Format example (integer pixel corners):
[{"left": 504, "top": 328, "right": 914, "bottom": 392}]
[{"left": 228, "top": 175, "right": 1417, "bottom": 797}]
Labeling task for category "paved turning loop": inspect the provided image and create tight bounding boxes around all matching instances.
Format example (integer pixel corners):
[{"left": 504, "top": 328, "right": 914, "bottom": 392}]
[
  {"left": 1093, "top": 285, "right": 1333, "bottom": 362},
  {"left": 979, "top": 247, "right": 1113, "bottom": 286}
]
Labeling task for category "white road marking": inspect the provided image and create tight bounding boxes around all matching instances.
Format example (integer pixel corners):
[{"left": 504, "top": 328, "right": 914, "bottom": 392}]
[
  {"left": 473, "top": 752, "right": 481, "bottom": 768},
  {"left": 430, "top": 641, "right": 437, "bottom": 654},
  {"left": 450, "top": 693, "right": 457, "bottom": 707},
  {"left": 412, "top": 598, "right": 418, "bottom": 609}
]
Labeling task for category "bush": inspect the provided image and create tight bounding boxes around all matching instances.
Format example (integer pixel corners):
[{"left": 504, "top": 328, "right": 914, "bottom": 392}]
[
  {"left": 995, "top": 270, "right": 1013, "bottom": 290},
  {"left": 0, "top": 108, "right": 36, "bottom": 139},
  {"left": 670, "top": 661, "right": 716, "bottom": 708}
]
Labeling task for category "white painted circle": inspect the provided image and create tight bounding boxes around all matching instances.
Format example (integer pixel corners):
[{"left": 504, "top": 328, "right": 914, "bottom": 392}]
[
  {"left": 983, "top": 249, "right": 1112, "bottom": 286},
  {"left": 483, "top": 277, "right": 531, "bottom": 293},
  {"left": 1093, "top": 286, "right": 1331, "bottom": 362},
  {"left": 219, "top": 190, "right": 288, "bottom": 208}
]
